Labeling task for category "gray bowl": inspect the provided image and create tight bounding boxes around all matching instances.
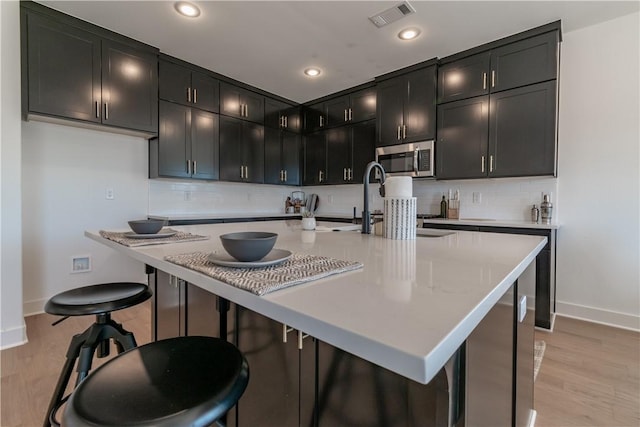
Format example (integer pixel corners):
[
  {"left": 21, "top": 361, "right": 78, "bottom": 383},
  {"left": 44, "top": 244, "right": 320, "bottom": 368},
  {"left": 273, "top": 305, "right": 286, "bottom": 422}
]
[
  {"left": 220, "top": 232, "right": 278, "bottom": 262},
  {"left": 128, "top": 219, "right": 165, "bottom": 234}
]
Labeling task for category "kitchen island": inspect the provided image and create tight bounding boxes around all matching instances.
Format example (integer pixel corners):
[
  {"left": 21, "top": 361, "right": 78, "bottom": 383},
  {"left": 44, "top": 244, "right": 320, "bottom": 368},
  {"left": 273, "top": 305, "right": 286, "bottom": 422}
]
[{"left": 86, "top": 220, "right": 546, "bottom": 426}]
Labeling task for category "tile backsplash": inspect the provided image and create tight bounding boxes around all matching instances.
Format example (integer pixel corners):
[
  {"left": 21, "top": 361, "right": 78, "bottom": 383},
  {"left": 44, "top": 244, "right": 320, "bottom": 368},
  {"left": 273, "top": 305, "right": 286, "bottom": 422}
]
[{"left": 149, "top": 177, "right": 558, "bottom": 222}]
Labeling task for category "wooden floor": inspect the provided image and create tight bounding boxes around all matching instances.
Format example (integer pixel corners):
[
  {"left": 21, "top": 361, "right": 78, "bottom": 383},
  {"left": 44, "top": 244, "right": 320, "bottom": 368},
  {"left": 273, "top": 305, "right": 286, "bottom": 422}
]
[{"left": 1, "top": 303, "right": 638, "bottom": 427}]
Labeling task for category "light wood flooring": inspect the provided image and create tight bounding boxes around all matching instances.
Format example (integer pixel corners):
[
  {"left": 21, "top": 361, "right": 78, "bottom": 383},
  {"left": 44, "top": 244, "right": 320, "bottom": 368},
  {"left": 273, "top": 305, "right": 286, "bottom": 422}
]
[{"left": 1, "top": 303, "right": 638, "bottom": 427}]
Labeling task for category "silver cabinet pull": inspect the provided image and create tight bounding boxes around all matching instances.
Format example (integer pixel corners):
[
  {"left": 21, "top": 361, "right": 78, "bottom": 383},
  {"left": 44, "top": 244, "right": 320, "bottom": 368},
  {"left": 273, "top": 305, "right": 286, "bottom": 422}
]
[
  {"left": 187, "top": 87, "right": 191, "bottom": 103},
  {"left": 491, "top": 70, "right": 495, "bottom": 88},
  {"left": 483, "top": 72, "right": 487, "bottom": 90},
  {"left": 319, "top": 170, "right": 323, "bottom": 183},
  {"left": 344, "top": 109, "right": 348, "bottom": 122},
  {"left": 297, "top": 330, "right": 310, "bottom": 350},
  {"left": 244, "top": 166, "right": 249, "bottom": 180},
  {"left": 193, "top": 160, "right": 197, "bottom": 175},
  {"left": 104, "top": 103, "right": 109, "bottom": 120},
  {"left": 282, "top": 324, "right": 294, "bottom": 343},
  {"left": 279, "top": 116, "right": 284, "bottom": 127},
  {"left": 348, "top": 108, "right": 353, "bottom": 121},
  {"left": 240, "top": 165, "right": 244, "bottom": 178},
  {"left": 284, "top": 170, "right": 287, "bottom": 182},
  {"left": 243, "top": 104, "right": 248, "bottom": 118},
  {"left": 348, "top": 168, "right": 353, "bottom": 181},
  {"left": 343, "top": 168, "right": 347, "bottom": 181},
  {"left": 319, "top": 116, "right": 324, "bottom": 127},
  {"left": 187, "top": 160, "right": 192, "bottom": 175},
  {"left": 284, "top": 116, "right": 288, "bottom": 128},
  {"left": 403, "top": 125, "right": 407, "bottom": 139},
  {"left": 481, "top": 155, "right": 485, "bottom": 173},
  {"left": 397, "top": 125, "right": 401, "bottom": 140},
  {"left": 193, "top": 88, "right": 197, "bottom": 104},
  {"left": 279, "top": 170, "right": 283, "bottom": 181},
  {"left": 490, "top": 155, "right": 494, "bottom": 172},
  {"left": 95, "top": 101, "right": 100, "bottom": 118}
]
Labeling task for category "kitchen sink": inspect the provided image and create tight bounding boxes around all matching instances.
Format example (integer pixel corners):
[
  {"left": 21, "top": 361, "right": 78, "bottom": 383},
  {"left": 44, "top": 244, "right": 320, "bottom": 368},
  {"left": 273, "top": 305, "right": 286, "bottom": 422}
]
[{"left": 417, "top": 230, "right": 456, "bottom": 238}]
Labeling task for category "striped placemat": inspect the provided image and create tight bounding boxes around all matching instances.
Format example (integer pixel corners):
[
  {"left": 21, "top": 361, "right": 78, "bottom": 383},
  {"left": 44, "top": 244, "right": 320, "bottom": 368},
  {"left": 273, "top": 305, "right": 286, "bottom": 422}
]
[
  {"left": 165, "top": 251, "right": 363, "bottom": 296},
  {"left": 100, "top": 229, "right": 209, "bottom": 247}
]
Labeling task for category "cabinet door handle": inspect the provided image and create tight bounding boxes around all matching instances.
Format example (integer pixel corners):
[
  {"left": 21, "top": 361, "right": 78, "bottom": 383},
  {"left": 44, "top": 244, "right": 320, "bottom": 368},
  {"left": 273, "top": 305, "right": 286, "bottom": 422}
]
[
  {"left": 104, "top": 103, "right": 109, "bottom": 120},
  {"left": 483, "top": 72, "right": 487, "bottom": 90},
  {"left": 244, "top": 104, "right": 248, "bottom": 117},
  {"left": 187, "top": 160, "right": 191, "bottom": 175},
  {"left": 187, "top": 87, "right": 192, "bottom": 103},
  {"left": 240, "top": 165, "right": 244, "bottom": 178},
  {"left": 348, "top": 108, "right": 353, "bottom": 121},
  {"left": 193, "top": 160, "right": 197, "bottom": 175},
  {"left": 481, "top": 155, "right": 485, "bottom": 173},
  {"left": 344, "top": 109, "right": 348, "bottom": 122},
  {"left": 397, "top": 125, "right": 401, "bottom": 140},
  {"left": 343, "top": 168, "right": 347, "bottom": 181},
  {"left": 284, "top": 170, "right": 287, "bottom": 182},
  {"left": 319, "top": 170, "right": 323, "bottom": 183},
  {"left": 282, "top": 324, "right": 294, "bottom": 343},
  {"left": 490, "top": 155, "right": 494, "bottom": 172},
  {"left": 284, "top": 116, "right": 288, "bottom": 128},
  {"left": 319, "top": 116, "right": 324, "bottom": 127},
  {"left": 95, "top": 101, "right": 100, "bottom": 118},
  {"left": 245, "top": 166, "right": 249, "bottom": 180},
  {"left": 279, "top": 116, "right": 284, "bottom": 127},
  {"left": 279, "top": 170, "right": 283, "bottom": 181},
  {"left": 348, "top": 168, "right": 353, "bottom": 181},
  {"left": 298, "top": 330, "right": 310, "bottom": 350},
  {"left": 491, "top": 70, "right": 496, "bottom": 88},
  {"left": 193, "top": 88, "right": 197, "bottom": 104},
  {"left": 403, "top": 125, "right": 407, "bottom": 139}
]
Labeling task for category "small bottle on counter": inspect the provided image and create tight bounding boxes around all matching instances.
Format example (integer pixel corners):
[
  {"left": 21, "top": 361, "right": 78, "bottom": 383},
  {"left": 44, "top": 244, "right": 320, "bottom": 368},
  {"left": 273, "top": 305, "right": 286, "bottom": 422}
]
[
  {"left": 531, "top": 204, "right": 540, "bottom": 223},
  {"left": 440, "top": 195, "right": 447, "bottom": 218},
  {"left": 540, "top": 194, "right": 553, "bottom": 224}
]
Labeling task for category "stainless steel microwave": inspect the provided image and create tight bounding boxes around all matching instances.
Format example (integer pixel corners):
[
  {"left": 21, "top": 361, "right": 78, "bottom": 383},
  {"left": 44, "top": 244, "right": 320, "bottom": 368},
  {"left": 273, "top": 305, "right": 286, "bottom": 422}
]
[{"left": 375, "top": 140, "right": 435, "bottom": 178}]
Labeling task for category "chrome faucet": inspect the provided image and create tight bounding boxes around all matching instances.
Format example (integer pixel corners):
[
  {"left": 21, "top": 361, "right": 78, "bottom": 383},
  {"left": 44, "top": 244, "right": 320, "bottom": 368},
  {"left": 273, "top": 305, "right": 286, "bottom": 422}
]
[{"left": 362, "top": 161, "right": 386, "bottom": 234}]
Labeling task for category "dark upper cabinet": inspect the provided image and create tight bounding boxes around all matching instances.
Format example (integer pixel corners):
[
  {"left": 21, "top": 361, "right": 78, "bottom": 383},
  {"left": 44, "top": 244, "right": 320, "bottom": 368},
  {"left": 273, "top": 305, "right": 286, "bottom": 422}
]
[
  {"left": 159, "top": 60, "right": 219, "bottom": 113},
  {"left": 157, "top": 100, "right": 219, "bottom": 180},
  {"left": 220, "top": 83, "right": 264, "bottom": 124},
  {"left": 438, "top": 31, "right": 559, "bottom": 104},
  {"left": 438, "top": 52, "right": 491, "bottom": 104},
  {"left": 219, "top": 116, "right": 264, "bottom": 183},
  {"left": 376, "top": 65, "right": 436, "bottom": 146},
  {"left": 264, "top": 98, "right": 300, "bottom": 132},
  {"left": 436, "top": 97, "right": 489, "bottom": 180},
  {"left": 306, "top": 88, "right": 377, "bottom": 131},
  {"left": 22, "top": 7, "right": 158, "bottom": 135},
  {"left": 303, "top": 131, "right": 327, "bottom": 185},
  {"left": 488, "top": 81, "right": 557, "bottom": 177},
  {"left": 437, "top": 80, "right": 557, "bottom": 179},
  {"left": 265, "top": 128, "right": 300, "bottom": 185},
  {"left": 25, "top": 12, "right": 102, "bottom": 123},
  {"left": 101, "top": 40, "right": 158, "bottom": 133},
  {"left": 324, "top": 120, "right": 375, "bottom": 184}
]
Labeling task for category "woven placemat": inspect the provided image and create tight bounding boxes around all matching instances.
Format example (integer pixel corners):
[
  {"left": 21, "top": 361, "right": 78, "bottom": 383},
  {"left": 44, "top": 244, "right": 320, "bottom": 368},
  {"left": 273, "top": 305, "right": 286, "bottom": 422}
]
[
  {"left": 100, "top": 229, "right": 209, "bottom": 247},
  {"left": 165, "top": 251, "right": 363, "bottom": 296},
  {"left": 534, "top": 340, "right": 546, "bottom": 381}
]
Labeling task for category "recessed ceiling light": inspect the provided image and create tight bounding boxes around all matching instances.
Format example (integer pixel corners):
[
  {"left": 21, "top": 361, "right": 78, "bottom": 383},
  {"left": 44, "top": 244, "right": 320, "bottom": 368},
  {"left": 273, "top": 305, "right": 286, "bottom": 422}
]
[
  {"left": 174, "top": 1, "right": 201, "bottom": 18},
  {"left": 304, "top": 68, "right": 321, "bottom": 77},
  {"left": 398, "top": 28, "right": 421, "bottom": 40}
]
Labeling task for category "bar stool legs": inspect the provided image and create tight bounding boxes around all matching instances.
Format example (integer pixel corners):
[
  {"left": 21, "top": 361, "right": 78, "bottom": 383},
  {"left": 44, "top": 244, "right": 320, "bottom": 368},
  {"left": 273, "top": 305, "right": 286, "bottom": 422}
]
[{"left": 44, "top": 313, "right": 137, "bottom": 427}]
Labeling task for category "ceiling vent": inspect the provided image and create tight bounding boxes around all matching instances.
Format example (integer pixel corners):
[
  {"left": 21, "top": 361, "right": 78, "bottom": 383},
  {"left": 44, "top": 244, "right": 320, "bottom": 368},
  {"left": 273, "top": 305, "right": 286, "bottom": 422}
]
[{"left": 369, "top": 2, "right": 416, "bottom": 28}]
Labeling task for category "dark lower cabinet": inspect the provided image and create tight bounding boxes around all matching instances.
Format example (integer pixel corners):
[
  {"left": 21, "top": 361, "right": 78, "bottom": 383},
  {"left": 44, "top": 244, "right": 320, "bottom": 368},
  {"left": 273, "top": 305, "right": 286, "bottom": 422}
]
[
  {"left": 156, "top": 101, "right": 219, "bottom": 180},
  {"left": 264, "top": 128, "right": 301, "bottom": 186},
  {"left": 488, "top": 81, "right": 557, "bottom": 177},
  {"left": 220, "top": 116, "right": 265, "bottom": 183}
]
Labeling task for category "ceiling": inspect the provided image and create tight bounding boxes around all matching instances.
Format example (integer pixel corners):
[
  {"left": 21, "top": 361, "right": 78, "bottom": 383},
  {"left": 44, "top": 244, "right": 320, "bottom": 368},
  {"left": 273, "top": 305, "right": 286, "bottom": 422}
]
[{"left": 39, "top": 1, "right": 639, "bottom": 104}]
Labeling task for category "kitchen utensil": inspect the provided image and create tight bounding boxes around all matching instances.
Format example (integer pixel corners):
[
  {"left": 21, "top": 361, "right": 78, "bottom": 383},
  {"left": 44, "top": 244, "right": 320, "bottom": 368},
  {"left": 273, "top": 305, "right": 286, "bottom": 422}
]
[
  {"left": 128, "top": 219, "right": 165, "bottom": 234},
  {"left": 306, "top": 194, "right": 319, "bottom": 214},
  {"left": 219, "top": 232, "right": 278, "bottom": 262}
]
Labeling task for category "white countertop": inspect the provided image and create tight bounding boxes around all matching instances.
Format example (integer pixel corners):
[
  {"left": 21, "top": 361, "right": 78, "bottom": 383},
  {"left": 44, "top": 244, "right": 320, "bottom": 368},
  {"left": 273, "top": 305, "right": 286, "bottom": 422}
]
[
  {"left": 86, "top": 220, "right": 545, "bottom": 384},
  {"left": 148, "top": 212, "right": 302, "bottom": 221},
  {"left": 422, "top": 218, "right": 560, "bottom": 230}
]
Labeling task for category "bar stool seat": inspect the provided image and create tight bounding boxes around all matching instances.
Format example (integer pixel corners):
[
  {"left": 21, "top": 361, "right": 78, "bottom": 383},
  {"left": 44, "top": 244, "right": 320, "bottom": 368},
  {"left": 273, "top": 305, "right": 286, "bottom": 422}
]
[
  {"left": 44, "top": 282, "right": 152, "bottom": 427},
  {"left": 62, "top": 336, "right": 250, "bottom": 427}
]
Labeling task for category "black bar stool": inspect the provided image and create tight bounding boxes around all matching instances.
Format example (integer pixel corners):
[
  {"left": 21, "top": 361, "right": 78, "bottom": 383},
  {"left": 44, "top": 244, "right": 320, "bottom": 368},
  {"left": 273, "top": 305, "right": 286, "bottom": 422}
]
[
  {"left": 43, "top": 282, "right": 152, "bottom": 427},
  {"left": 62, "top": 336, "right": 249, "bottom": 427}
]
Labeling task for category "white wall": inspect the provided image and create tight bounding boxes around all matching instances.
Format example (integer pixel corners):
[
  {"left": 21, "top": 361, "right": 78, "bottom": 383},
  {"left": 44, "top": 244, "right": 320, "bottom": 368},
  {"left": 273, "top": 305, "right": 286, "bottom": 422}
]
[
  {"left": 555, "top": 12, "right": 639, "bottom": 329},
  {"left": 21, "top": 122, "right": 150, "bottom": 315},
  {"left": 1, "top": 0, "right": 26, "bottom": 349}
]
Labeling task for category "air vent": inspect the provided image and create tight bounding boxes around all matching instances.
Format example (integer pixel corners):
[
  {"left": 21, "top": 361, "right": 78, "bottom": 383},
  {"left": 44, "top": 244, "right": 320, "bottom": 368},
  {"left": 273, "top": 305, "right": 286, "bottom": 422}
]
[{"left": 369, "top": 1, "right": 416, "bottom": 28}]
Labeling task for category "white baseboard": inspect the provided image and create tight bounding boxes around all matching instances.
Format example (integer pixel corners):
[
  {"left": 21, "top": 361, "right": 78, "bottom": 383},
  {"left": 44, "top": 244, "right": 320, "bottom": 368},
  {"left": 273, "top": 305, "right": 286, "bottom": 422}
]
[
  {"left": 556, "top": 301, "right": 640, "bottom": 332},
  {"left": 0, "top": 322, "right": 28, "bottom": 350},
  {"left": 23, "top": 298, "right": 47, "bottom": 317}
]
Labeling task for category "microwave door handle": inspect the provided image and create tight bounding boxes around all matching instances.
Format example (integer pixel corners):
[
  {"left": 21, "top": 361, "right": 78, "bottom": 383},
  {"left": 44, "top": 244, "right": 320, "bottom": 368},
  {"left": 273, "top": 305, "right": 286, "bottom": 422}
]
[{"left": 413, "top": 149, "right": 420, "bottom": 174}]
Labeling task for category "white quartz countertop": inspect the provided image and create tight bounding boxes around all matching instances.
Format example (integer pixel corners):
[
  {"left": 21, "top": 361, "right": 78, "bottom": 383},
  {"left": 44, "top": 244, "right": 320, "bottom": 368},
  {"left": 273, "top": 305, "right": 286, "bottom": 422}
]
[
  {"left": 422, "top": 218, "right": 560, "bottom": 229},
  {"left": 86, "top": 220, "right": 545, "bottom": 384},
  {"left": 148, "top": 212, "right": 302, "bottom": 221}
]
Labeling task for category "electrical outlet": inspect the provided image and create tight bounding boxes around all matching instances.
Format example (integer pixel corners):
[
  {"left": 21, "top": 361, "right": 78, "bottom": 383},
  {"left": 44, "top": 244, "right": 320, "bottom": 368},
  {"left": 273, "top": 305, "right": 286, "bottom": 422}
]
[
  {"left": 71, "top": 255, "right": 91, "bottom": 273},
  {"left": 105, "top": 188, "right": 114, "bottom": 200}
]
